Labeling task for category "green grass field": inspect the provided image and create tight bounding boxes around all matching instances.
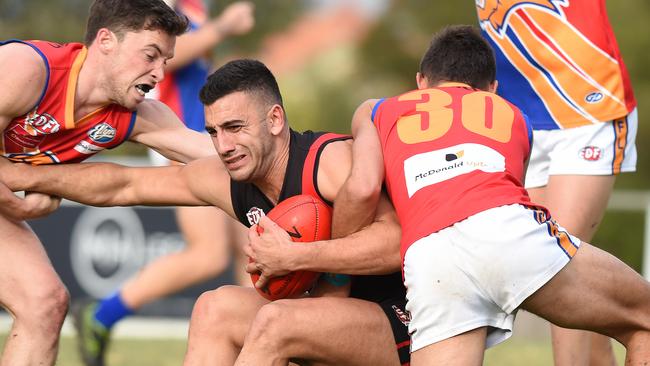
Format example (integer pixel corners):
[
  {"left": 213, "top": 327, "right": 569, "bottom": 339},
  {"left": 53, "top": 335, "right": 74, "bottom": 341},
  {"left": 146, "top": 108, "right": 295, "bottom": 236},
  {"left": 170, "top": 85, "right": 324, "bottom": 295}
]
[{"left": 0, "top": 332, "right": 626, "bottom": 366}]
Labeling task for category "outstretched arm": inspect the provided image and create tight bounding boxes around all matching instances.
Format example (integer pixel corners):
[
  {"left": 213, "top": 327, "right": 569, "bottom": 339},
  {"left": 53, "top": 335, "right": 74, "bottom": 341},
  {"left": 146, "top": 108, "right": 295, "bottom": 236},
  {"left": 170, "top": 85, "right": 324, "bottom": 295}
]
[
  {"left": 332, "top": 99, "right": 385, "bottom": 238},
  {"left": 0, "top": 156, "right": 229, "bottom": 209}
]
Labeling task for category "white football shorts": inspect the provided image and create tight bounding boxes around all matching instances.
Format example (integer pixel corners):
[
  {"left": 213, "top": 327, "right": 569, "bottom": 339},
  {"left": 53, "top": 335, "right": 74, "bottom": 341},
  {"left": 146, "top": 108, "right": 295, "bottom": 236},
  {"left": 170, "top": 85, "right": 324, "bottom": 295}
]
[
  {"left": 525, "top": 108, "right": 638, "bottom": 188},
  {"left": 403, "top": 204, "right": 580, "bottom": 352}
]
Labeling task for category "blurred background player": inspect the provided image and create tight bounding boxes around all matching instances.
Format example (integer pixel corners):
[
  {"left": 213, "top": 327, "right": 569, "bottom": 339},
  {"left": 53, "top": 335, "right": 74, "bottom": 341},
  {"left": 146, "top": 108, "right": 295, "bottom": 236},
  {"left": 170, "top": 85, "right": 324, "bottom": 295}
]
[
  {"left": 71, "top": 1, "right": 255, "bottom": 366},
  {"left": 476, "top": 1, "right": 637, "bottom": 365}
]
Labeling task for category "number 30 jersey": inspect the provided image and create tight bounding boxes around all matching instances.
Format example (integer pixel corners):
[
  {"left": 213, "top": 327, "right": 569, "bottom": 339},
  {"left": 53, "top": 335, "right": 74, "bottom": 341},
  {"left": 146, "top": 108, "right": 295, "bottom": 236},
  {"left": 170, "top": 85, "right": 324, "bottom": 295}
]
[{"left": 372, "top": 83, "right": 540, "bottom": 256}]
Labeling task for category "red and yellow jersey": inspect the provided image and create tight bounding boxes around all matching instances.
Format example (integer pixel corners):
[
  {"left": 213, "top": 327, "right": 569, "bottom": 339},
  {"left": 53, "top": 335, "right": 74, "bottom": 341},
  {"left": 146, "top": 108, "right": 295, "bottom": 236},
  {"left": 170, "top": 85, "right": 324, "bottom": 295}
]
[
  {"left": 372, "top": 83, "right": 540, "bottom": 258},
  {"left": 0, "top": 40, "right": 136, "bottom": 165},
  {"left": 476, "top": 0, "right": 636, "bottom": 130}
]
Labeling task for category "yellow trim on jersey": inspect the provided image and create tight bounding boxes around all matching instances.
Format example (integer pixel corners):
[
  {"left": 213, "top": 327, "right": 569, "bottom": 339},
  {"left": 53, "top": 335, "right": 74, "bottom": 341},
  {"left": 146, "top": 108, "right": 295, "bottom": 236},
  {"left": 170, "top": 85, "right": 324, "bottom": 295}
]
[
  {"left": 65, "top": 47, "right": 110, "bottom": 128},
  {"left": 65, "top": 46, "right": 87, "bottom": 129}
]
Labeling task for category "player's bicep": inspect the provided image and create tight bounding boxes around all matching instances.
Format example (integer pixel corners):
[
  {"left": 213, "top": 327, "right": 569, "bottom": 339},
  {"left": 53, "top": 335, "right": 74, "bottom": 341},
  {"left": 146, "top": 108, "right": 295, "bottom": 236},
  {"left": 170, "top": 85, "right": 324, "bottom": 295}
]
[
  {"left": 115, "top": 164, "right": 207, "bottom": 206},
  {"left": 181, "top": 156, "right": 235, "bottom": 214},
  {"left": 316, "top": 140, "right": 353, "bottom": 202},
  {"left": 351, "top": 99, "right": 384, "bottom": 187}
]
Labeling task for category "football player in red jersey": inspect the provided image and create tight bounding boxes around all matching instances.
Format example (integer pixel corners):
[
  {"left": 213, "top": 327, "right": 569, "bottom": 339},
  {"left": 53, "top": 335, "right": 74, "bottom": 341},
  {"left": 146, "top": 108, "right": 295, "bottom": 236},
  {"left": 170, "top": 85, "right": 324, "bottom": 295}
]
[
  {"left": 0, "top": 1, "right": 217, "bottom": 364},
  {"left": 334, "top": 25, "right": 650, "bottom": 365},
  {"left": 0, "top": 59, "right": 411, "bottom": 366},
  {"left": 476, "top": 1, "right": 637, "bottom": 363},
  {"left": 70, "top": 3, "right": 256, "bottom": 366}
]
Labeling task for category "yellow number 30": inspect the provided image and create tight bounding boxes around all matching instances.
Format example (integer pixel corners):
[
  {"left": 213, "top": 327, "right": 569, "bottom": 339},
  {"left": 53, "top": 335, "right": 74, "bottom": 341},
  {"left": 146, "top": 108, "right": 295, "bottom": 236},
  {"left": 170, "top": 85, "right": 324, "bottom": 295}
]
[{"left": 396, "top": 89, "right": 515, "bottom": 144}]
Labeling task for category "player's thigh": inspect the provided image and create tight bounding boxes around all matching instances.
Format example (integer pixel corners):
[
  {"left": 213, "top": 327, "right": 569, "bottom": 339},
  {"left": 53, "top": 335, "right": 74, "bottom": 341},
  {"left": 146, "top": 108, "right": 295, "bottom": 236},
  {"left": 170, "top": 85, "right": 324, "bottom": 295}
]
[
  {"left": 0, "top": 215, "right": 63, "bottom": 311},
  {"left": 410, "top": 327, "right": 487, "bottom": 366},
  {"left": 264, "top": 297, "right": 401, "bottom": 366},
  {"left": 539, "top": 175, "right": 615, "bottom": 240},
  {"left": 521, "top": 242, "right": 650, "bottom": 342}
]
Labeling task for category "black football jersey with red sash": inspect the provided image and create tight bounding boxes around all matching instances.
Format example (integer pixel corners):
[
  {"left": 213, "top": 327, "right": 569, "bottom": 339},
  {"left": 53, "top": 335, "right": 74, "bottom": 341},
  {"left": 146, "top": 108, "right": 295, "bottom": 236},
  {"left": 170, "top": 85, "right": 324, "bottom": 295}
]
[{"left": 230, "top": 129, "right": 405, "bottom": 303}]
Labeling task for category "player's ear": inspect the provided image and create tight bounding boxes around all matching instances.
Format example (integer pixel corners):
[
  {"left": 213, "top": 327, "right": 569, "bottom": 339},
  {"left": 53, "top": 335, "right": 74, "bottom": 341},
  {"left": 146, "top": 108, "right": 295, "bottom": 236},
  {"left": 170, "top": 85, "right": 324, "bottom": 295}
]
[
  {"left": 416, "top": 72, "right": 428, "bottom": 90},
  {"left": 95, "top": 28, "right": 117, "bottom": 54},
  {"left": 268, "top": 104, "right": 286, "bottom": 136},
  {"left": 488, "top": 80, "right": 498, "bottom": 93}
]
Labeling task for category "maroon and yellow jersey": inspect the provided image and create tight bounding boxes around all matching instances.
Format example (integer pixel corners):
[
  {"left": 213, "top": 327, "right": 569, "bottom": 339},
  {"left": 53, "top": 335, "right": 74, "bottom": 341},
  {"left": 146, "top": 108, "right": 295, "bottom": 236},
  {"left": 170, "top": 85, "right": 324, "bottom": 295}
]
[
  {"left": 476, "top": 0, "right": 636, "bottom": 129},
  {"left": 372, "top": 83, "right": 541, "bottom": 258},
  {"left": 0, "top": 40, "right": 136, "bottom": 165}
]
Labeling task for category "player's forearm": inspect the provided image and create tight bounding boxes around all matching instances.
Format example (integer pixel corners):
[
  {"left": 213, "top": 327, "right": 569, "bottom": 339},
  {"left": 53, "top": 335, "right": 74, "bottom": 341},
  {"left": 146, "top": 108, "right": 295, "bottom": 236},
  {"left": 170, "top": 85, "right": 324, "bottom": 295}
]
[
  {"left": 165, "top": 25, "right": 221, "bottom": 72},
  {"left": 9, "top": 162, "right": 137, "bottom": 206},
  {"left": 332, "top": 177, "right": 380, "bottom": 238},
  {"left": 291, "top": 218, "right": 401, "bottom": 275}
]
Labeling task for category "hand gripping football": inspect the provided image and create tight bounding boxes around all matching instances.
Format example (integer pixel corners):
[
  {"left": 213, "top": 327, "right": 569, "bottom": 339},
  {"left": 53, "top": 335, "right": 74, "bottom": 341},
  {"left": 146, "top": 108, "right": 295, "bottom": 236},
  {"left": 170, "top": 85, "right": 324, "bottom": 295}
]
[{"left": 251, "top": 194, "right": 331, "bottom": 300}]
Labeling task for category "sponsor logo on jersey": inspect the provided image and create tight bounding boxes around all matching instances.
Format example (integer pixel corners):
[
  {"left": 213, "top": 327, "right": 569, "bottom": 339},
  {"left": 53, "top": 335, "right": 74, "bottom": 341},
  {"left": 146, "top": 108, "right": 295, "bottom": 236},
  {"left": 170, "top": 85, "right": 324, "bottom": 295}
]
[
  {"left": 580, "top": 146, "right": 602, "bottom": 161},
  {"left": 74, "top": 140, "right": 105, "bottom": 155},
  {"left": 5, "top": 124, "right": 45, "bottom": 148},
  {"left": 246, "top": 207, "right": 266, "bottom": 226},
  {"left": 585, "top": 92, "right": 604, "bottom": 104},
  {"left": 404, "top": 143, "right": 506, "bottom": 198},
  {"left": 25, "top": 112, "right": 60, "bottom": 134},
  {"left": 445, "top": 150, "right": 464, "bottom": 162},
  {"left": 476, "top": 0, "right": 566, "bottom": 33},
  {"left": 391, "top": 305, "right": 411, "bottom": 326},
  {"left": 88, "top": 122, "right": 116, "bottom": 143}
]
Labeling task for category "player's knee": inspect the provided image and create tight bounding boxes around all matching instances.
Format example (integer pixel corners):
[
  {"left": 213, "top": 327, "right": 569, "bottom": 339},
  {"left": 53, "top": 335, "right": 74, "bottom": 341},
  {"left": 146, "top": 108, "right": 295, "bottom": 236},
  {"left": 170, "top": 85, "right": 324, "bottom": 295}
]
[
  {"left": 191, "top": 286, "right": 239, "bottom": 334},
  {"left": 247, "top": 301, "right": 293, "bottom": 347},
  {"left": 19, "top": 281, "right": 69, "bottom": 331}
]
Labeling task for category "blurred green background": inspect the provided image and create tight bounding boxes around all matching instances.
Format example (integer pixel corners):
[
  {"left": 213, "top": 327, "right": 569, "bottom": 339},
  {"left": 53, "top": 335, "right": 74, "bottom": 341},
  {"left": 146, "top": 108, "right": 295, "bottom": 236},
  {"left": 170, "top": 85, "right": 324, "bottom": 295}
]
[{"left": 1, "top": 0, "right": 648, "bottom": 267}]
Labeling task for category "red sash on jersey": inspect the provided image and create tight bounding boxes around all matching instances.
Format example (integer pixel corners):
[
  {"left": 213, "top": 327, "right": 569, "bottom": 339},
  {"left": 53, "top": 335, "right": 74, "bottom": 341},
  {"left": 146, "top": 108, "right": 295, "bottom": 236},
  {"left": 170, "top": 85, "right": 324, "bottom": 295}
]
[{"left": 301, "top": 133, "right": 350, "bottom": 204}]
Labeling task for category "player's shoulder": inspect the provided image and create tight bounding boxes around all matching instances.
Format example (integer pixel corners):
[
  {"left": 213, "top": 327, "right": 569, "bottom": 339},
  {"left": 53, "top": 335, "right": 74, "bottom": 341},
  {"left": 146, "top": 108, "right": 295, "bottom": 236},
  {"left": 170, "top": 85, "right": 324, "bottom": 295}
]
[
  {"left": 1, "top": 41, "right": 42, "bottom": 60},
  {"left": 0, "top": 41, "right": 46, "bottom": 79},
  {"left": 320, "top": 138, "right": 352, "bottom": 162},
  {"left": 0, "top": 42, "right": 48, "bottom": 117}
]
